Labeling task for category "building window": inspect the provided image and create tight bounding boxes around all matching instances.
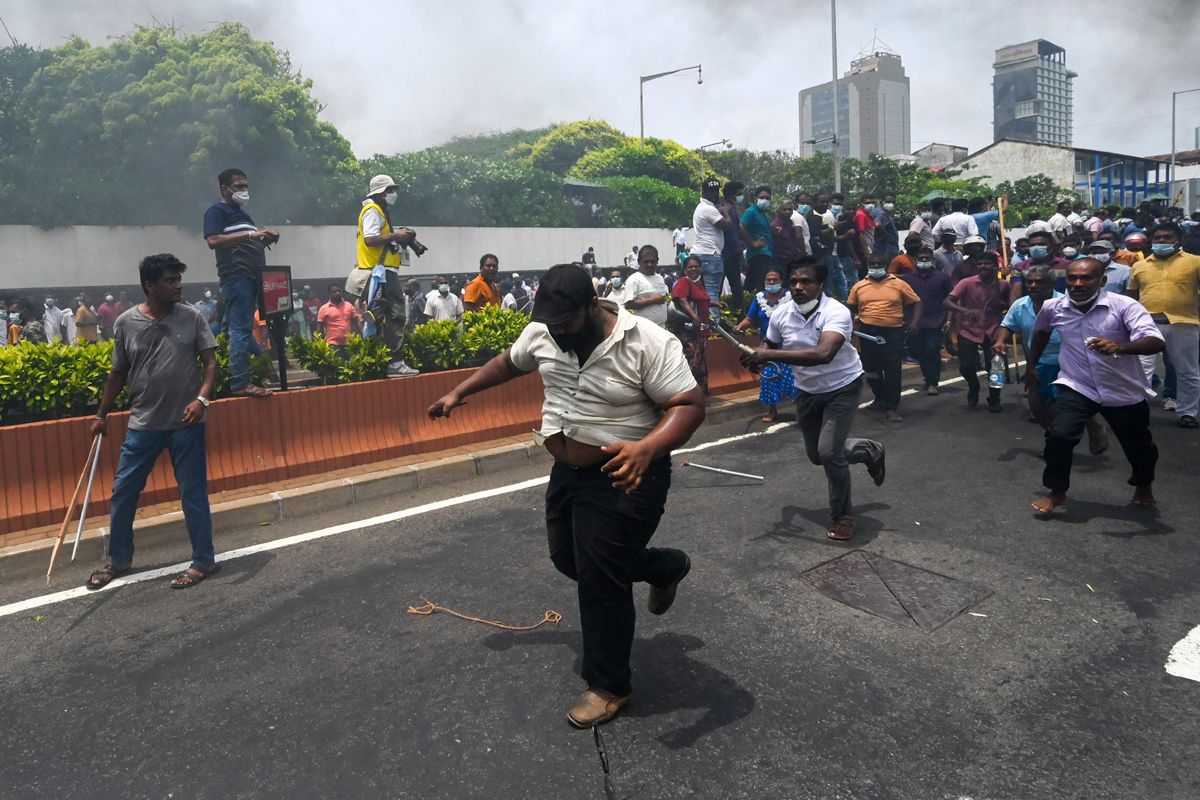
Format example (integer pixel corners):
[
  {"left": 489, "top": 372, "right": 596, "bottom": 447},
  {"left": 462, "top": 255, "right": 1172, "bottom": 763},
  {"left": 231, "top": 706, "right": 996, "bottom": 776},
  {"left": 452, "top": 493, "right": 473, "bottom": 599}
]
[{"left": 1015, "top": 100, "right": 1037, "bottom": 118}]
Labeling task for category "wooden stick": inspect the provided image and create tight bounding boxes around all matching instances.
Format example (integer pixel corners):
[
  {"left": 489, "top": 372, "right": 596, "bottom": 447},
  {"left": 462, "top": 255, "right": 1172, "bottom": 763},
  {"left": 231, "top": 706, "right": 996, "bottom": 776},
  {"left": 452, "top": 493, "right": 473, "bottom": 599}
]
[
  {"left": 997, "top": 194, "right": 1009, "bottom": 274},
  {"left": 46, "top": 435, "right": 101, "bottom": 585},
  {"left": 71, "top": 431, "right": 104, "bottom": 562}
]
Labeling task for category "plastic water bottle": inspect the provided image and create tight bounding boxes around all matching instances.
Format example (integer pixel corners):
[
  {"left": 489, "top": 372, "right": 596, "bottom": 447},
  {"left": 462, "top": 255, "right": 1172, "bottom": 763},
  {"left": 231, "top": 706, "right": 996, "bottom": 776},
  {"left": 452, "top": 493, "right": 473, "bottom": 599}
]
[{"left": 989, "top": 354, "right": 1005, "bottom": 389}]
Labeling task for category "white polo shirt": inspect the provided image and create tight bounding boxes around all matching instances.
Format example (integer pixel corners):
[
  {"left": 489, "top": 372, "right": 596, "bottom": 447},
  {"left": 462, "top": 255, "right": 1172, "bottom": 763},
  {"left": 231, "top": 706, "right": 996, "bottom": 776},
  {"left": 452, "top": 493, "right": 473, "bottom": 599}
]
[
  {"left": 764, "top": 295, "right": 863, "bottom": 395},
  {"left": 508, "top": 299, "right": 698, "bottom": 447},
  {"left": 691, "top": 199, "right": 725, "bottom": 255}
]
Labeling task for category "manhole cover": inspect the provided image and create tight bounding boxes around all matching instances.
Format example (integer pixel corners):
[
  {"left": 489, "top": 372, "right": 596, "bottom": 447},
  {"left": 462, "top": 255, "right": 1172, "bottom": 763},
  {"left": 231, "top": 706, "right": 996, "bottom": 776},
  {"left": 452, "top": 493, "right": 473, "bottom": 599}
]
[{"left": 799, "top": 551, "right": 990, "bottom": 631}]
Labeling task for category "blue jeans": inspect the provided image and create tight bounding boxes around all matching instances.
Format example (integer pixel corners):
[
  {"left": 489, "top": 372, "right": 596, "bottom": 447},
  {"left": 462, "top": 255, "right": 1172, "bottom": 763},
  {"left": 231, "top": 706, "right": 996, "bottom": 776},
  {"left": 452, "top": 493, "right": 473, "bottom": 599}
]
[
  {"left": 697, "top": 253, "right": 725, "bottom": 323},
  {"left": 824, "top": 252, "right": 848, "bottom": 301},
  {"left": 108, "top": 425, "right": 214, "bottom": 567},
  {"left": 221, "top": 277, "right": 262, "bottom": 391},
  {"left": 838, "top": 256, "right": 859, "bottom": 296}
]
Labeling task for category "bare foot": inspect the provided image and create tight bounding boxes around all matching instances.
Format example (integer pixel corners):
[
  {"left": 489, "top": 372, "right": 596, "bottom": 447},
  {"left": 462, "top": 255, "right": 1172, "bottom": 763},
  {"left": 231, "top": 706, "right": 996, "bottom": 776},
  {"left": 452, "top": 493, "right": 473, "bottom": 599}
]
[
  {"left": 1132, "top": 486, "right": 1156, "bottom": 506},
  {"left": 1032, "top": 492, "right": 1067, "bottom": 513},
  {"left": 885, "top": 410, "right": 903, "bottom": 422},
  {"left": 762, "top": 405, "right": 777, "bottom": 423}
]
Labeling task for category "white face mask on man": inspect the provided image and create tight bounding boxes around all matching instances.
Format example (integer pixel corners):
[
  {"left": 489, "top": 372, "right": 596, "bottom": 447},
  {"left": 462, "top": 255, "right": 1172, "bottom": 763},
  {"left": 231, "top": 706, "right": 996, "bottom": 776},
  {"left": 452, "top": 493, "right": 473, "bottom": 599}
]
[
  {"left": 230, "top": 190, "right": 249, "bottom": 207},
  {"left": 384, "top": 190, "right": 398, "bottom": 206}
]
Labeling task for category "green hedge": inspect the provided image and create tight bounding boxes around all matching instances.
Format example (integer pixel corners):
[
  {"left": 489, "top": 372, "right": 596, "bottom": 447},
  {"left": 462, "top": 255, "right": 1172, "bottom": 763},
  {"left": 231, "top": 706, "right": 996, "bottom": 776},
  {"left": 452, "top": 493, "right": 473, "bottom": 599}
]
[
  {"left": 0, "top": 335, "right": 271, "bottom": 425},
  {"left": 400, "top": 305, "right": 530, "bottom": 372},
  {"left": 288, "top": 332, "right": 391, "bottom": 384}
]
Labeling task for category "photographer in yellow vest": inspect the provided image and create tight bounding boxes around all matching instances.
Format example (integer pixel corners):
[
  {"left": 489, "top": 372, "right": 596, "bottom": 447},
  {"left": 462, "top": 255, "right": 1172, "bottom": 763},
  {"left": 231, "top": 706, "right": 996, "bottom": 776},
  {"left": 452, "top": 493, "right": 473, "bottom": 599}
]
[{"left": 347, "top": 174, "right": 419, "bottom": 376}]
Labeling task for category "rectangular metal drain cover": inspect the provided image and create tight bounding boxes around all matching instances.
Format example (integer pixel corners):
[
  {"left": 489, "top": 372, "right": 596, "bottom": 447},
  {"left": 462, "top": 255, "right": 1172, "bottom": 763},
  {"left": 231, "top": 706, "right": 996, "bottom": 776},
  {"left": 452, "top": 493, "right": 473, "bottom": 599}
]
[{"left": 799, "top": 551, "right": 991, "bottom": 631}]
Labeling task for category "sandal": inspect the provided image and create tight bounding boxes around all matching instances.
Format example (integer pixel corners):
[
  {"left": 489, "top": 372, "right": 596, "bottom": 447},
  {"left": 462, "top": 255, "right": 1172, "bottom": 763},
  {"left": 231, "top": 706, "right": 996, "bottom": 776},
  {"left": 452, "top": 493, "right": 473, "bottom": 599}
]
[
  {"left": 86, "top": 564, "right": 131, "bottom": 591},
  {"left": 170, "top": 563, "right": 221, "bottom": 589},
  {"left": 1180, "top": 415, "right": 1198, "bottom": 429},
  {"left": 231, "top": 385, "right": 271, "bottom": 398},
  {"left": 827, "top": 519, "right": 855, "bottom": 540}
]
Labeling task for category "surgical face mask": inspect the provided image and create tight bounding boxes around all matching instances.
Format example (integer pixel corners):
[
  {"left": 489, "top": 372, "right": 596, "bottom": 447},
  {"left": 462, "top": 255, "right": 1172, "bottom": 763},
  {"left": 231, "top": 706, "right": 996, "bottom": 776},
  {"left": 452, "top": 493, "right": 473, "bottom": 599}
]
[
  {"left": 105, "top": 295, "right": 114, "bottom": 302},
  {"left": 764, "top": 283, "right": 782, "bottom": 293},
  {"left": 1069, "top": 288, "right": 1102, "bottom": 309},
  {"left": 756, "top": 198, "right": 771, "bottom": 210},
  {"left": 735, "top": 194, "right": 745, "bottom": 204},
  {"left": 882, "top": 202, "right": 895, "bottom": 211},
  {"left": 438, "top": 284, "right": 450, "bottom": 294},
  {"left": 916, "top": 261, "right": 934, "bottom": 270},
  {"left": 1029, "top": 245, "right": 1050, "bottom": 259},
  {"left": 204, "top": 290, "right": 212, "bottom": 299},
  {"left": 921, "top": 211, "right": 933, "bottom": 220},
  {"left": 1152, "top": 243, "right": 1179, "bottom": 257},
  {"left": 864, "top": 203, "right": 876, "bottom": 211},
  {"left": 610, "top": 277, "right": 622, "bottom": 288},
  {"left": 230, "top": 190, "right": 249, "bottom": 207},
  {"left": 867, "top": 268, "right": 888, "bottom": 280},
  {"left": 45, "top": 298, "right": 55, "bottom": 308},
  {"left": 1091, "top": 252, "right": 1112, "bottom": 264},
  {"left": 830, "top": 205, "right": 843, "bottom": 215},
  {"left": 796, "top": 204, "right": 811, "bottom": 215},
  {"left": 796, "top": 297, "right": 820, "bottom": 315},
  {"left": 1062, "top": 247, "right": 1078, "bottom": 258},
  {"left": 384, "top": 190, "right": 398, "bottom": 207}
]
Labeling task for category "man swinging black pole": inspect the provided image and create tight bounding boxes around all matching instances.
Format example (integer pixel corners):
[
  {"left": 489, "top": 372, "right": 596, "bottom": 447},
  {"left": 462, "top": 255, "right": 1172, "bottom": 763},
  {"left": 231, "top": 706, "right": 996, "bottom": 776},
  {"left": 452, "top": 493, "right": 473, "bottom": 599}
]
[{"left": 429, "top": 264, "right": 705, "bottom": 728}]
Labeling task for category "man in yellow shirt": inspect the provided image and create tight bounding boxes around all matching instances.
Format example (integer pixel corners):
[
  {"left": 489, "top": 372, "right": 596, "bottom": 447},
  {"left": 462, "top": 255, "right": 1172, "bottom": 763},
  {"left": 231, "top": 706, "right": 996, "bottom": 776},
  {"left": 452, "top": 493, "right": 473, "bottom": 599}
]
[
  {"left": 846, "top": 252, "right": 923, "bottom": 421},
  {"left": 1128, "top": 221, "right": 1200, "bottom": 427}
]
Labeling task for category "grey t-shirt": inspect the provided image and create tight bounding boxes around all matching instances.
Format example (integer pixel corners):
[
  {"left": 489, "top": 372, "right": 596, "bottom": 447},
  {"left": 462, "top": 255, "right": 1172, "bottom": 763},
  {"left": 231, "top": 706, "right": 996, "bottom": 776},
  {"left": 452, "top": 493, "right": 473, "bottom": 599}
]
[{"left": 112, "top": 303, "right": 218, "bottom": 431}]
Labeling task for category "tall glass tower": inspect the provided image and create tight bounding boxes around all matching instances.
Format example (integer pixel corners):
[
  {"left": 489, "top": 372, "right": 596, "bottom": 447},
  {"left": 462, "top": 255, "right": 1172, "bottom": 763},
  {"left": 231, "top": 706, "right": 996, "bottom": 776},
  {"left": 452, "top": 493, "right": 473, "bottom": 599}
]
[{"left": 993, "top": 40, "right": 1075, "bottom": 146}]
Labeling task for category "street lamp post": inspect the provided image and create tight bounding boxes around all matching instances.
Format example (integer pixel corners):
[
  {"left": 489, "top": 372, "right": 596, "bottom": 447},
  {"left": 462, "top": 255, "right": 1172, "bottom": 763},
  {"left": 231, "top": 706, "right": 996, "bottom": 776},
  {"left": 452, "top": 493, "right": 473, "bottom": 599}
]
[
  {"left": 1172, "top": 87, "right": 1200, "bottom": 184},
  {"left": 640, "top": 65, "right": 702, "bottom": 148},
  {"left": 830, "top": 0, "right": 842, "bottom": 195},
  {"left": 697, "top": 138, "right": 732, "bottom": 177}
]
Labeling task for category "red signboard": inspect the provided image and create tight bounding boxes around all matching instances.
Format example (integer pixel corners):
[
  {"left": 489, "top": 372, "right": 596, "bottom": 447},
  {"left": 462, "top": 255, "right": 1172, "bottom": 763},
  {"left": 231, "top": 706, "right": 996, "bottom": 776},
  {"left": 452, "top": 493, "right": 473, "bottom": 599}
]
[{"left": 261, "top": 266, "right": 293, "bottom": 319}]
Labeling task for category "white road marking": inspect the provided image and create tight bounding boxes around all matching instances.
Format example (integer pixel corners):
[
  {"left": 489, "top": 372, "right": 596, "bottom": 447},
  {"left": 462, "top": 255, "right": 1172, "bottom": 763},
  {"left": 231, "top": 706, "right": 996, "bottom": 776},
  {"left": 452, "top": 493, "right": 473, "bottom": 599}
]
[
  {"left": 0, "top": 360, "right": 1027, "bottom": 621},
  {"left": 1166, "top": 624, "right": 1200, "bottom": 682}
]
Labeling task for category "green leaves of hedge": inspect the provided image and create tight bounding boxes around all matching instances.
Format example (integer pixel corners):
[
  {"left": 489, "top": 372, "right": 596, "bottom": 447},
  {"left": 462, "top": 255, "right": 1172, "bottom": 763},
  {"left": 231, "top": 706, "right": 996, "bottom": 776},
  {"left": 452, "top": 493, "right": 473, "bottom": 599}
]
[
  {"left": 401, "top": 306, "right": 530, "bottom": 372},
  {"left": 0, "top": 341, "right": 122, "bottom": 423}
]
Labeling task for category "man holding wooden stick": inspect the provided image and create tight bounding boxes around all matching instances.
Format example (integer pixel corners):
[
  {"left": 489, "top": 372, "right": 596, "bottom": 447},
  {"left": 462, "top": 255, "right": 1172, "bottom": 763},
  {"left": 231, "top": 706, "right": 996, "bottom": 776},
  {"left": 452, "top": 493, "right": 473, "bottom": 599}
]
[{"left": 87, "top": 254, "right": 221, "bottom": 590}]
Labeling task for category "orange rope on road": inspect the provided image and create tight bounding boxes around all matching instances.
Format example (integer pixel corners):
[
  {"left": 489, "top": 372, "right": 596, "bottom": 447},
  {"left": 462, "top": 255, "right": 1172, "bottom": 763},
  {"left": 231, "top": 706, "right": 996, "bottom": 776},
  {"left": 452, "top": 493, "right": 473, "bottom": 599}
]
[{"left": 407, "top": 598, "right": 563, "bottom": 631}]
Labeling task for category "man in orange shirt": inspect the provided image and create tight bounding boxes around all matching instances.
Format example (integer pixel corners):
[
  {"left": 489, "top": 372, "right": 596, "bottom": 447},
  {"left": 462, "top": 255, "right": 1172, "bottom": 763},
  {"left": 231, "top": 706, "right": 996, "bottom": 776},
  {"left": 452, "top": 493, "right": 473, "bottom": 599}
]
[
  {"left": 847, "top": 253, "right": 923, "bottom": 421},
  {"left": 888, "top": 234, "right": 921, "bottom": 275},
  {"left": 464, "top": 253, "right": 502, "bottom": 311}
]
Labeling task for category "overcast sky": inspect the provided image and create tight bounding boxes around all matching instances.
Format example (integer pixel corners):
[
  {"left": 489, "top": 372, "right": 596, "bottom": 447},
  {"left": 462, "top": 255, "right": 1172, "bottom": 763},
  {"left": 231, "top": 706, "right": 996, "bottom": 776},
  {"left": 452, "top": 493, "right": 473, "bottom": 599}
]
[{"left": 8, "top": 0, "right": 1200, "bottom": 160}]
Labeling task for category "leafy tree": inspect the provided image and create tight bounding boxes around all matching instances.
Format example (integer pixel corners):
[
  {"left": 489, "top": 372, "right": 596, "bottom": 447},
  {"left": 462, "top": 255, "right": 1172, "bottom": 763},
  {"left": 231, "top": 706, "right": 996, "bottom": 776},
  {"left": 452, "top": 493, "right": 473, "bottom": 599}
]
[
  {"left": 570, "top": 137, "right": 703, "bottom": 188},
  {"left": 0, "top": 23, "right": 359, "bottom": 227},
  {"left": 994, "top": 174, "right": 1076, "bottom": 220},
  {"left": 362, "top": 150, "right": 574, "bottom": 227},
  {"left": 591, "top": 176, "right": 699, "bottom": 229},
  {"left": 525, "top": 120, "right": 625, "bottom": 175},
  {"left": 429, "top": 125, "right": 556, "bottom": 161}
]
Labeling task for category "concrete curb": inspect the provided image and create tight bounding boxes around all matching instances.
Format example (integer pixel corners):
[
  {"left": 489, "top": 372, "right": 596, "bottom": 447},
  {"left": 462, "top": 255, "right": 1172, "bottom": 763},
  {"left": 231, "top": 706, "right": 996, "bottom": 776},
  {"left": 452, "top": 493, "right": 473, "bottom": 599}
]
[{"left": 0, "top": 405, "right": 762, "bottom": 575}]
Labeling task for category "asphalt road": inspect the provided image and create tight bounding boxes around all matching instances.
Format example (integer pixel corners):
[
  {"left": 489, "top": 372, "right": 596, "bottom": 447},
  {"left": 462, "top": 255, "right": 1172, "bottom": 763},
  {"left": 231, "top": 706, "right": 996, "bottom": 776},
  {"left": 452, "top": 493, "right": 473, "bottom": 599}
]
[{"left": 3, "top": 372, "right": 1200, "bottom": 800}]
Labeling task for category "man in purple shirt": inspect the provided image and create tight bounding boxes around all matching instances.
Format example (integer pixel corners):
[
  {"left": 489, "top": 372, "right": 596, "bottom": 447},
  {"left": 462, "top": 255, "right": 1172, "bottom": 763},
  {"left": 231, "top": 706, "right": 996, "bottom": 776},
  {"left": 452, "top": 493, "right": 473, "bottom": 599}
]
[
  {"left": 1027, "top": 258, "right": 1166, "bottom": 514},
  {"left": 901, "top": 246, "right": 954, "bottom": 394}
]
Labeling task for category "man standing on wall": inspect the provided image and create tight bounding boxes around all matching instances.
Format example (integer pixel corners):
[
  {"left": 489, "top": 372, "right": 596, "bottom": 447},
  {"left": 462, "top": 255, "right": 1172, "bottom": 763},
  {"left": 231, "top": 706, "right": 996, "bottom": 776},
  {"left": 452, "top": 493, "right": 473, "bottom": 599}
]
[
  {"left": 691, "top": 178, "right": 732, "bottom": 323},
  {"left": 348, "top": 174, "right": 419, "bottom": 377},
  {"left": 204, "top": 168, "right": 279, "bottom": 397},
  {"left": 86, "top": 254, "right": 221, "bottom": 591},
  {"left": 740, "top": 186, "right": 775, "bottom": 295},
  {"left": 719, "top": 181, "right": 747, "bottom": 316}
]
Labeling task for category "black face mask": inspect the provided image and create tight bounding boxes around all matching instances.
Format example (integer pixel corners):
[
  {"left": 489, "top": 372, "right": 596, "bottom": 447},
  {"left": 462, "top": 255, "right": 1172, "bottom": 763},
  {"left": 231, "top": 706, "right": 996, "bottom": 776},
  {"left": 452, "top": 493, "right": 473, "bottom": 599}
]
[{"left": 551, "top": 311, "right": 597, "bottom": 353}]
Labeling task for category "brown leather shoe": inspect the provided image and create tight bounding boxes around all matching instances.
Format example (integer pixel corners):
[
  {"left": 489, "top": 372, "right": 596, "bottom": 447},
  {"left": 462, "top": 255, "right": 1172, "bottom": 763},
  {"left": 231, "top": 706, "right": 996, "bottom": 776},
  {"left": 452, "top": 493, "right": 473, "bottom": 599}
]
[
  {"left": 647, "top": 555, "right": 691, "bottom": 615},
  {"left": 567, "top": 688, "right": 630, "bottom": 728}
]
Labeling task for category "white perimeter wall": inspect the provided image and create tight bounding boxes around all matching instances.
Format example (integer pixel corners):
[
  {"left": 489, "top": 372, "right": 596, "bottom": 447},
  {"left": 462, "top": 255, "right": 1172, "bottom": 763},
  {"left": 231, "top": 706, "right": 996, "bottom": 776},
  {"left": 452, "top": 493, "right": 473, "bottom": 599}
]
[{"left": 0, "top": 226, "right": 672, "bottom": 291}]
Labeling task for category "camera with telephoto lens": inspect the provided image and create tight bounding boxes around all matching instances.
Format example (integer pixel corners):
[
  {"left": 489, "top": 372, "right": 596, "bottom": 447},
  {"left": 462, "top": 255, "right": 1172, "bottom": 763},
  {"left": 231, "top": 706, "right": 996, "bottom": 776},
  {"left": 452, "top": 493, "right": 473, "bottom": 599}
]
[{"left": 392, "top": 226, "right": 428, "bottom": 257}]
